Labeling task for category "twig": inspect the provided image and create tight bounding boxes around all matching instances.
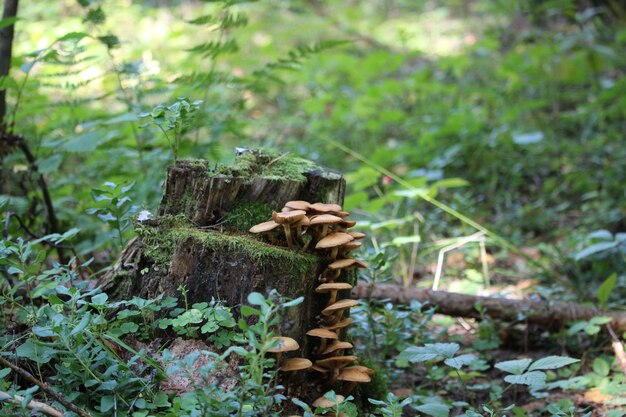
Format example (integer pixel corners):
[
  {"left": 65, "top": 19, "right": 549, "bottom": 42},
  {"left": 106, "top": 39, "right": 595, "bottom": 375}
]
[
  {"left": 2, "top": 132, "right": 67, "bottom": 263},
  {"left": 606, "top": 324, "right": 626, "bottom": 377},
  {"left": 432, "top": 231, "right": 485, "bottom": 290},
  {"left": 0, "top": 390, "right": 64, "bottom": 417},
  {"left": 0, "top": 356, "right": 95, "bottom": 417}
]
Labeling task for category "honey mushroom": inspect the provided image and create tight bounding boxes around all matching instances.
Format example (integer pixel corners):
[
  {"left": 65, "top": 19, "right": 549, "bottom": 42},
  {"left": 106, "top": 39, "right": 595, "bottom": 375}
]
[
  {"left": 315, "top": 232, "right": 354, "bottom": 261},
  {"left": 321, "top": 340, "right": 353, "bottom": 356},
  {"left": 249, "top": 200, "right": 371, "bottom": 404},
  {"left": 315, "top": 355, "right": 359, "bottom": 385},
  {"left": 309, "top": 214, "right": 343, "bottom": 239},
  {"left": 306, "top": 327, "right": 339, "bottom": 355},
  {"left": 315, "top": 282, "right": 353, "bottom": 306},
  {"left": 272, "top": 210, "right": 307, "bottom": 248},
  {"left": 338, "top": 366, "right": 374, "bottom": 395},
  {"left": 280, "top": 357, "right": 313, "bottom": 372},
  {"left": 267, "top": 336, "right": 300, "bottom": 365},
  {"left": 323, "top": 258, "right": 368, "bottom": 282}
]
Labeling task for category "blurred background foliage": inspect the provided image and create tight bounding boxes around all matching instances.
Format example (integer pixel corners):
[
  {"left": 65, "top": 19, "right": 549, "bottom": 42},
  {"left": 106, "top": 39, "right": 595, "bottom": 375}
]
[{"left": 2, "top": 0, "right": 626, "bottom": 301}]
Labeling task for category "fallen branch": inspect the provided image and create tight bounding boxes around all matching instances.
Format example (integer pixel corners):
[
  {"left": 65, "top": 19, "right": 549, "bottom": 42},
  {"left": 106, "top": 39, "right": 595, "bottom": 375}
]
[
  {"left": 607, "top": 324, "right": 626, "bottom": 376},
  {"left": 0, "top": 356, "right": 94, "bottom": 417},
  {"left": 353, "top": 283, "right": 626, "bottom": 332},
  {"left": 0, "top": 390, "right": 64, "bottom": 417}
]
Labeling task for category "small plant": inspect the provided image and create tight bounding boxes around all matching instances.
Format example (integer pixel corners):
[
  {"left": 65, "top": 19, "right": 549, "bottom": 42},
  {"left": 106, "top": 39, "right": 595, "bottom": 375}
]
[
  {"left": 139, "top": 97, "right": 203, "bottom": 161},
  {"left": 157, "top": 285, "right": 237, "bottom": 338},
  {"left": 87, "top": 181, "right": 138, "bottom": 249}
]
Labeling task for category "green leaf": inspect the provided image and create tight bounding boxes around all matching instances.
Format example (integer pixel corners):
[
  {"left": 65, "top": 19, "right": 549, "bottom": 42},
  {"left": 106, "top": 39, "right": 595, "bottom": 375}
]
[
  {"left": 590, "top": 316, "right": 612, "bottom": 325},
  {"left": 70, "top": 312, "right": 91, "bottom": 336},
  {"left": 0, "top": 16, "right": 19, "bottom": 30},
  {"left": 597, "top": 273, "right": 617, "bottom": 307},
  {"left": 512, "top": 131, "right": 544, "bottom": 145},
  {"left": 56, "top": 32, "right": 89, "bottom": 42},
  {"left": 283, "top": 296, "right": 304, "bottom": 308},
  {"left": 396, "top": 343, "right": 460, "bottom": 365},
  {"left": 592, "top": 358, "right": 610, "bottom": 376},
  {"left": 391, "top": 235, "right": 421, "bottom": 246},
  {"left": 240, "top": 305, "right": 261, "bottom": 317},
  {"left": 38, "top": 154, "right": 63, "bottom": 174},
  {"left": 444, "top": 354, "right": 477, "bottom": 370},
  {"left": 119, "top": 322, "right": 139, "bottom": 334},
  {"left": 504, "top": 371, "right": 546, "bottom": 387},
  {"left": 574, "top": 241, "right": 618, "bottom": 260},
  {"left": 430, "top": 178, "right": 469, "bottom": 189},
  {"left": 495, "top": 358, "right": 532, "bottom": 375},
  {"left": 0, "top": 368, "right": 11, "bottom": 379},
  {"left": 528, "top": 356, "right": 579, "bottom": 371},
  {"left": 91, "top": 293, "right": 108, "bottom": 306},
  {"left": 247, "top": 292, "right": 265, "bottom": 306},
  {"left": 415, "top": 403, "right": 450, "bottom": 417}
]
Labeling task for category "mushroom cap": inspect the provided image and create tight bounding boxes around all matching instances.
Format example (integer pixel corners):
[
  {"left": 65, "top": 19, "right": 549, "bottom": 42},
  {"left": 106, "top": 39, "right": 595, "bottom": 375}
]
[
  {"left": 337, "top": 211, "right": 350, "bottom": 218},
  {"left": 315, "top": 355, "right": 358, "bottom": 368},
  {"left": 310, "top": 203, "right": 343, "bottom": 213},
  {"left": 273, "top": 210, "right": 307, "bottom": 224},
  {"left": 341, "top": 241, "right": 362, "bottom": 251},
  {"left": 322, "top": 340, "right": 354, "bottom": 355},
  {"left": 338, "top": 219, "right": 357, "bottom": 228},
  {"left": 284, "top": 200, "right": 312, "bottom": 211},
  {"left": 322, "top": 299, "right": 359, "bottom": 316},
  {"left": 249, "top": 220, "right": 280, "bottom": 233},
  {"left": 344, "top": 365, "right": 375, "bottom": 375},
  {"left": 315, "top": 282, "right": 353, "bottom": 293},
  {"left": 267, "top": 336, "right": 299, "bottom": 353},
  {"left": 311, "top": 364, "right": 329, "bottom": 373},
  {"left": 327, "top": 258, "right": 357, "bottom": 270},
  {"left": 322, "top": 317, "right": 354, "bottom": 330},
  {"left": 293, "top": 216, "right": 310, "bottom": 227},
  {"left": 338, "top": 368, "right": 372, "bottom": 383},
  {"left": 309, "top": 214, "right": 343, "bottom": 226},
  {"left": 312, "top": 395, "right": 345, "bottom": 408},
  {"left": 280, "top": 358, "right": 313, "bottom": 371},
  {"left": 306, "top": 328, "right": 339, "bottom": 339},
  {"left": 354, "top": 259, "right": 369, "bottom": 268},
  {"left": 315, "top": 232, "right": 354, "bottom": 249},
  {"left": 347, "top": 231, "right": 366, "bottom": 239}
]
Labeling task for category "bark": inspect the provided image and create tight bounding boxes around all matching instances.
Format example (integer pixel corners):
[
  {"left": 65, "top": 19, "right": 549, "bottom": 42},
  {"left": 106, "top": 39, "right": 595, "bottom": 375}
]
[
  {"left": 1, "top": 0, "right": 18, "bottom": 129},
  {"left": 101, "top": 154, "right": 349, "bottom": 401},
  {"left": 353, "top": 283, "right": 626, "bottom": 332}
]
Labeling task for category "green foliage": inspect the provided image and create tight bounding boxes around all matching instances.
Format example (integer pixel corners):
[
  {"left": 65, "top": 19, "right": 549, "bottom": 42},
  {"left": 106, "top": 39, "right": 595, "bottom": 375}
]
[
  {"left": 3, "top": 0, "right": 626, "bottom": 415},
  {"left": 139, "top": 98, "right": 203, "bottom": 161}
]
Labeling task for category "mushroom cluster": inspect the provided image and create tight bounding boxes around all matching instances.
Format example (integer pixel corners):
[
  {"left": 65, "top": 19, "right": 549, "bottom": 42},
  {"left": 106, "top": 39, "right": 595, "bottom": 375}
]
[{"left": 250, "top": 201, "right": 373, "bottom": 400}]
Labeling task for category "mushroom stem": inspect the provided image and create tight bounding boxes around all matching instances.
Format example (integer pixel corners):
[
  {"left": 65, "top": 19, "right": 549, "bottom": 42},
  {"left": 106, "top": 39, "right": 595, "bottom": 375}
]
[
  {"left": 317, "top": 338, "right": 329, "bottom": 355},
  {"left": 328, "top": 290, "right": 339, "bottom": 305},
  {"left": 341, "top": 381, "right": 357, "bottom": 396},
  {"left": 330, "top": 246, "right": 339, "bottom": 260},
  {"left": 283, "top": 225, "right": 294, "bottom": 248}
]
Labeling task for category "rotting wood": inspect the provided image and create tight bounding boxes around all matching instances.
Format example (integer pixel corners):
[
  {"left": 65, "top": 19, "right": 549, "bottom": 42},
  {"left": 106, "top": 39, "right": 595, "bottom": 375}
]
[
  {"left": 352, "top": 283, "right": 626, "bottom": 332},
  {"left": 100, "top": 151, "right": 348, "bottom": 403}
]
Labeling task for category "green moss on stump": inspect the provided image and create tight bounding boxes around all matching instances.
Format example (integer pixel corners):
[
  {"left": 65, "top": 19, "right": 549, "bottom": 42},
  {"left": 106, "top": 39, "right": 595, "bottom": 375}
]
[
  {"left": 208, "top": 150, "right": 336, "bottom": 184},
  {"left": 224, "top": 201, "right": 274, "bottom": 232},
  {"left": 138, "top": 219, "right": 317, "bottom": 275}
]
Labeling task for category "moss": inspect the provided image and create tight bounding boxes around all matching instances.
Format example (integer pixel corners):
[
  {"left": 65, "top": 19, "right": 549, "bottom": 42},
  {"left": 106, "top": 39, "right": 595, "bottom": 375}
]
[
  {"left": 213, "top": 149, "right": 331, "bottom": 184},
  {"left": 223, "top": 201, "right": 274, "bottom": 232},
  {"left": 138, "top": 218, "right": 317, "bottom": 275},
  {"left": 353, "top": 357, "right": 390, "bottom": 410}
]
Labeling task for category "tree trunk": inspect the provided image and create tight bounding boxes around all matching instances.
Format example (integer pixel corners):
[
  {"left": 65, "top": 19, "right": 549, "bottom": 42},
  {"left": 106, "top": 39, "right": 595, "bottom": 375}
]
[
  {"left": 101, "top": 152, "right": 348, "bottom": 401},
  {"left": 353, "top": 283, "right": 626, "bottom": 332}
]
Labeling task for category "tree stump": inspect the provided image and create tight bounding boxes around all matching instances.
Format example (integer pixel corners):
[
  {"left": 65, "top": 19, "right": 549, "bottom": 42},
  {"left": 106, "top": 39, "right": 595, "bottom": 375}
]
[{"left": 101, "top": 151, "right": 348, "bottom": 402}]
